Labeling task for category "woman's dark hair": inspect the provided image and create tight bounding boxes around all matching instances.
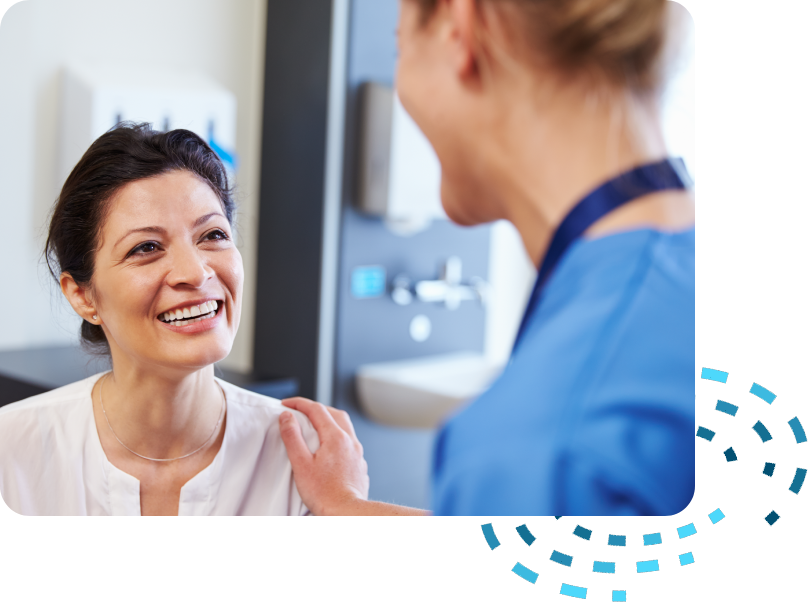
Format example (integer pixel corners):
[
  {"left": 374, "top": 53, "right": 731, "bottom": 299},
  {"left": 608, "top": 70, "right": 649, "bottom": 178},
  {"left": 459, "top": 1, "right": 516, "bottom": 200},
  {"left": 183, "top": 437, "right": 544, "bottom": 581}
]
[{"left": 45, "top": 122, "right": 235, "bottom": 354}]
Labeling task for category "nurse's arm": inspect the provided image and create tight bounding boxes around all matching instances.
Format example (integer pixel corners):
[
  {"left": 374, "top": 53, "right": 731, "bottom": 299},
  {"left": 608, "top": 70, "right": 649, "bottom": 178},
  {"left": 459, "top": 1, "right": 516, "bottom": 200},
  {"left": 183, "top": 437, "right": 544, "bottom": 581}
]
[
  {"left": 323, "top": 498, "right": 429, "bottom": 516},
  {"left": 279, "top": 397, "right": 430, "bottom": 516}
]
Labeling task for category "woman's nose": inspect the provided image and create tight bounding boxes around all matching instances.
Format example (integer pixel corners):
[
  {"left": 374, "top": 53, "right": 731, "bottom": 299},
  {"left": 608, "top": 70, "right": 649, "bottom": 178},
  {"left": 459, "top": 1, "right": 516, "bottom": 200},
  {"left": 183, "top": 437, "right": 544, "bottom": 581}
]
[{"left": 165, "top": 245, "right": 213, "bottom": 288}]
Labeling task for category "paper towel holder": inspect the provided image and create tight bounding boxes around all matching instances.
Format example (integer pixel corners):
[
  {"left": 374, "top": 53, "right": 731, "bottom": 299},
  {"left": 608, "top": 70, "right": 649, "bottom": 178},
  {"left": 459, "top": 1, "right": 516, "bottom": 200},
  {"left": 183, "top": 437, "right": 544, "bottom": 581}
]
[{"left": 356, "top": 82, "right": 446, "bottom": 236}]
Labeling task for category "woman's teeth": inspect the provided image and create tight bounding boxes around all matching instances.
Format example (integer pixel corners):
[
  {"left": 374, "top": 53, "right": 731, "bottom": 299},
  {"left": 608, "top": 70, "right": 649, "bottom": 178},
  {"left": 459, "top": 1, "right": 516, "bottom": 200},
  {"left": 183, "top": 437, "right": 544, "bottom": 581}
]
[{"left": 159, "top": 301, "right": 220, "bottom": 324}]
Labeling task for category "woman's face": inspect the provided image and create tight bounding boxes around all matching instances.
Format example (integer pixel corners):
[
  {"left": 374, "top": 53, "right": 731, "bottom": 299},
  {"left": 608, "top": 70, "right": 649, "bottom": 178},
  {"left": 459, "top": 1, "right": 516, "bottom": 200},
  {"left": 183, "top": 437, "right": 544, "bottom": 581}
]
[{"left": 87, "top": 170, "right": 242, "bottom": 372}]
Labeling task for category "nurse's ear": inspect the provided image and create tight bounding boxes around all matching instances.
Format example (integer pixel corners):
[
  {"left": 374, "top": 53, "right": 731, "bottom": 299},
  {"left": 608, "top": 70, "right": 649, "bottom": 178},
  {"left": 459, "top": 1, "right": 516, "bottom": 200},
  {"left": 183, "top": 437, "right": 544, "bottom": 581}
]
[
  {"left": 443, "top": 0, "right": 481, "bottom": 80},
  {"left": 60, "top": 272, "right": 101, "bottom": 324},
  {"left": 442, "top": 0, "right": 515, "bottom": 88}
]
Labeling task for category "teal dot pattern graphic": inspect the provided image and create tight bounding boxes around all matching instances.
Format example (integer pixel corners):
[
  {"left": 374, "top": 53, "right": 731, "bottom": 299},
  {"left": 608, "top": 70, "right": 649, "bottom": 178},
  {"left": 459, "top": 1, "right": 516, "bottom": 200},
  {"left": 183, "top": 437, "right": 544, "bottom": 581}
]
[{"left": 481, "top": 368, "right": 808, "bottom": 601}]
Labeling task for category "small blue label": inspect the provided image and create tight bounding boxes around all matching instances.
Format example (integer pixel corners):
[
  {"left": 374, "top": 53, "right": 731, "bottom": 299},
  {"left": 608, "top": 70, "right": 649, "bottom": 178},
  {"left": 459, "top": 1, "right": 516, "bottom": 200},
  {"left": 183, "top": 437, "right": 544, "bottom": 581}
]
[{"left": 351, "top": 266, "right": 386, "bottom": 299}]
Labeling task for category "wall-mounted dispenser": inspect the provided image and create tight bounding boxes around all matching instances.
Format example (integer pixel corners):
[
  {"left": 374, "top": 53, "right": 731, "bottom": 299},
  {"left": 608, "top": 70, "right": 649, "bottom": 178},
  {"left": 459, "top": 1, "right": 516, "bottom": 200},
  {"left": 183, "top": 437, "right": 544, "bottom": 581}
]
[
  {"left": 59, "top": 64, "right": 238, "bottom": 187},
  {"left": 356, "top": 82, "right": 445, "bottom": 235}
]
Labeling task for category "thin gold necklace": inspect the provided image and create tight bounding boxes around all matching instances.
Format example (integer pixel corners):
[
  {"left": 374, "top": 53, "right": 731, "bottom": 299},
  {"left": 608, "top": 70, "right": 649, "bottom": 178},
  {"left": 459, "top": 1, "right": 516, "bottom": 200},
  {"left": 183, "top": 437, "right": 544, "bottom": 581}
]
[{"left": 98, "top": 373, "right": 226, "bottom": 462}]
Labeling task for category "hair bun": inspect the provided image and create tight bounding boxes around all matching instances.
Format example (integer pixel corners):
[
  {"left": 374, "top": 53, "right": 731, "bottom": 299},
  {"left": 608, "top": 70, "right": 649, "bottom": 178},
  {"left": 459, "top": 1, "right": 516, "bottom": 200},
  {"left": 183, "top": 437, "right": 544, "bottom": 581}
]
[
  {"left": 414, "top": 0, "right": 670, "bottom": 92},
  {"left": 542, "top": 0, "right": 668, "bottom": 91}
]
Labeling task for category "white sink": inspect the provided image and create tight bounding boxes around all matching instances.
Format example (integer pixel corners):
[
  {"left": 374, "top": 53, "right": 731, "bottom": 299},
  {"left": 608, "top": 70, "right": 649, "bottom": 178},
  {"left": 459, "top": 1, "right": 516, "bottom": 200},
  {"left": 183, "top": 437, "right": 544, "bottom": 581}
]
[{"left": 356, "top": 352, "right": 505, "bottom": 429}]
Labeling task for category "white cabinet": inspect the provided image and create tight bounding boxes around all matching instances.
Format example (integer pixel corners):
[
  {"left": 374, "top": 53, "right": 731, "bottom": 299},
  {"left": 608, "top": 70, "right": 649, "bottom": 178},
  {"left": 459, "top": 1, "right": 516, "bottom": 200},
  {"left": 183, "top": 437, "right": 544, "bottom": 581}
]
[{"left": 59, "top": 64, "right": 237, "bottom": 185}]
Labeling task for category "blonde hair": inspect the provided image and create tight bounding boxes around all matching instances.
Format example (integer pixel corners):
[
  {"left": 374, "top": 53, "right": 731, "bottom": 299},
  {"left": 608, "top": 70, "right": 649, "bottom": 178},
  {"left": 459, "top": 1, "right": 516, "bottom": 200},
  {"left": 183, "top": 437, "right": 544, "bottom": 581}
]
[{"left": 414, "top": 0, "right": 669, "bottom": 93}]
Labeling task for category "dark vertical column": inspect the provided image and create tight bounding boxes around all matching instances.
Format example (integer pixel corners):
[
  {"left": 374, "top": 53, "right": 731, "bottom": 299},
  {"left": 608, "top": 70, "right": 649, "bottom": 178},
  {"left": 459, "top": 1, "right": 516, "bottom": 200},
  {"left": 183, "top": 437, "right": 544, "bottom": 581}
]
[{"left": 253, "top": 1, "right": 335, "bottom": 397}]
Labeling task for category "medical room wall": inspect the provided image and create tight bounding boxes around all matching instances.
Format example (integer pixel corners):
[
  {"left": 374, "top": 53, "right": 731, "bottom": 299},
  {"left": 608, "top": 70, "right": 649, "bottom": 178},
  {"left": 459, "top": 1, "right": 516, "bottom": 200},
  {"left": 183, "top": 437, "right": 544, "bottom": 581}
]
[{"left": 0, "top": 0, "right": 267, "bottom": 373}]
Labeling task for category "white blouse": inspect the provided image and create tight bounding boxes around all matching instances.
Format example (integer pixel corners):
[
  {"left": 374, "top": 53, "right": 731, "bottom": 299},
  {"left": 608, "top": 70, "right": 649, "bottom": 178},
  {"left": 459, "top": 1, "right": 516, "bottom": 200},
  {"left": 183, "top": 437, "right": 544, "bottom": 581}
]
[{"left": 0, "top": 371, "right": 319, "bottom": 516}]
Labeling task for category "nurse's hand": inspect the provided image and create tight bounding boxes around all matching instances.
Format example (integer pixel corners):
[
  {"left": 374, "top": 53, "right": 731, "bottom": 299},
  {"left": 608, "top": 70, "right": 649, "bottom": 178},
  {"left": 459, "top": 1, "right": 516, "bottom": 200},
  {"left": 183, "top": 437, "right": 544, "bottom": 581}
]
[{"left": 279, "top": 397, "right": 370, "bottom": 516}]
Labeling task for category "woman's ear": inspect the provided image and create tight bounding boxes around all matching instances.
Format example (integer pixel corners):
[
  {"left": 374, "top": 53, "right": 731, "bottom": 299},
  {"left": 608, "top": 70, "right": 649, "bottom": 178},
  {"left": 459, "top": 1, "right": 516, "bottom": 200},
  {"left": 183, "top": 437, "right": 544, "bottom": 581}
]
[{"left": 60, "top": 272, "right": 100, "bottom": 324}]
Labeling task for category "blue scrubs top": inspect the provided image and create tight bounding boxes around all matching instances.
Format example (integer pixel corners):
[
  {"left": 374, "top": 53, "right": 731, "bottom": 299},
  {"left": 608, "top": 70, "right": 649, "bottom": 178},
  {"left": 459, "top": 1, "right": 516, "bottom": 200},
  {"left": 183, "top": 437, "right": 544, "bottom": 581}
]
[{"left": 431, "top": 227, "right": 695, "bottom": 516}]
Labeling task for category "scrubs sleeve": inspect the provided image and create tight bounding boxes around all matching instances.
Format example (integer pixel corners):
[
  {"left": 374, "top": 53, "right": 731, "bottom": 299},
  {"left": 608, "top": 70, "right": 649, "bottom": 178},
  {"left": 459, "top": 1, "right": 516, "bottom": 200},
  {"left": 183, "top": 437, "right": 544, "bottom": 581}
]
[
  {"left": 549, "top": 451, "right": 669, "bottom": 516},
  {"left": 431, "top": 428, "right": 557, "bottom": 515},
  {"left": 431, "top": 446, "right": 644, "bottom": 516},
  {"left": 432, "top": 461, "right": 507, "bottom": 516}
]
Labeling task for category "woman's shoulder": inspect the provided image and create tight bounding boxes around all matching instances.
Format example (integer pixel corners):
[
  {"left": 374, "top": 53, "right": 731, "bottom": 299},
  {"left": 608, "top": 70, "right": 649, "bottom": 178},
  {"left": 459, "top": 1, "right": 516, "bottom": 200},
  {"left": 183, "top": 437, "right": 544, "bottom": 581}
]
[
  {"left": 217, "top": 380, "right": 320, "bottom": 456},
  {"left": 216, "top": 379, "right": 290, "bottom": 414},
  {"left": 216, "top": 379, "right": 318, "bottom": 442},
  {"left": 0, "top": 373, "right": 102, "bottom": 421},
  {"left": 0, "top": 373, "right": 102, "bottom": 459}
]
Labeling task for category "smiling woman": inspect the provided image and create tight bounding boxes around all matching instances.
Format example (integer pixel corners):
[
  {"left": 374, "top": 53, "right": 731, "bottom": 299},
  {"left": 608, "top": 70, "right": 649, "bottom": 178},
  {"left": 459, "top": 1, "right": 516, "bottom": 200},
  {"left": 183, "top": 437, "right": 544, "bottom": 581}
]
[
  {"left": 46, "top": 124, "right": 236, "bottom": 357},
  {"left": 0, "top": 123, "right": 341, "bottom": 516}
]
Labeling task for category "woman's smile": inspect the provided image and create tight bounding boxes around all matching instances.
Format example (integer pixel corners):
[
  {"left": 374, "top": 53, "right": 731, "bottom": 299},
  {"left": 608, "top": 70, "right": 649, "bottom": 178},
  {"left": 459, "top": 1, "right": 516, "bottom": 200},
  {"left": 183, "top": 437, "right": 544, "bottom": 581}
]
[
  {"left": 158, "top": 299, "right": 220, "bottom": 324},
  {"left": 158, "top": 299, "right": 226, "bottom": 334}
]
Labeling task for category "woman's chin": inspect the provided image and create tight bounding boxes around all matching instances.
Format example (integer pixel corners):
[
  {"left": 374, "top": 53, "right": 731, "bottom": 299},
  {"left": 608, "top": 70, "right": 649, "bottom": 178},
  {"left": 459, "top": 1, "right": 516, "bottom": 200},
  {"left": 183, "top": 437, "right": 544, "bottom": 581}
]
[{"left": 152, "top": 343, "right": 232, "bottom": 373}]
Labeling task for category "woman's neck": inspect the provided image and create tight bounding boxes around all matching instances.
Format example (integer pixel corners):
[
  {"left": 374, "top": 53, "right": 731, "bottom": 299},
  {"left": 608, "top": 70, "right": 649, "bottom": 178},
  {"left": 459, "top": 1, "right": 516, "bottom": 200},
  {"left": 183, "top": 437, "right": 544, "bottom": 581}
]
[
  {"left": 483, "top": 83, "right": 695, "bottom": 267},
  {"left": 97, "top": 359, "right": 224, "bottom": 460}
]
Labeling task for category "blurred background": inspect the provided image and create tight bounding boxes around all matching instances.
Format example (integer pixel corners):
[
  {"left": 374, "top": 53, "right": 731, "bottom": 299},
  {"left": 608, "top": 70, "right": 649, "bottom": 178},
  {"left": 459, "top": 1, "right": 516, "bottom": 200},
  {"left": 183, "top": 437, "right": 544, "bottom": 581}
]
[{"left": 0, "top": 0, "right": 693, "bottom": 508}]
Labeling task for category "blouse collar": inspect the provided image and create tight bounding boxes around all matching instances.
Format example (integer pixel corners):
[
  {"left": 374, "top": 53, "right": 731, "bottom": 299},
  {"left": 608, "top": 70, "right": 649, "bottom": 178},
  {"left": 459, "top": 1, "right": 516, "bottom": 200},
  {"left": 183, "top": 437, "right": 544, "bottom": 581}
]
[{"left": 84, "top": 371, "right": 230, "bottom": 516}]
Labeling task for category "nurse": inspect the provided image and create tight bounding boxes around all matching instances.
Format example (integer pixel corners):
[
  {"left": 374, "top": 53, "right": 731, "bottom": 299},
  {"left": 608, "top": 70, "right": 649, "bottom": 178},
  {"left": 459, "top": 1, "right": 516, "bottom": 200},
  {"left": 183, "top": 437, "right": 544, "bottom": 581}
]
[{"left": 279, "top": 0, "right": 695, "bottom": 515}]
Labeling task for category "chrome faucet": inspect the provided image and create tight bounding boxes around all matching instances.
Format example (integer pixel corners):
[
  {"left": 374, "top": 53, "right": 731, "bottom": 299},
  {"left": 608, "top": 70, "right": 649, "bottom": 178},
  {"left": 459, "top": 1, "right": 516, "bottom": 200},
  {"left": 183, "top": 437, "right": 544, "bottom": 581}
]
[{"left": 391, "top": 256, "right": 487, "bottom": 310}]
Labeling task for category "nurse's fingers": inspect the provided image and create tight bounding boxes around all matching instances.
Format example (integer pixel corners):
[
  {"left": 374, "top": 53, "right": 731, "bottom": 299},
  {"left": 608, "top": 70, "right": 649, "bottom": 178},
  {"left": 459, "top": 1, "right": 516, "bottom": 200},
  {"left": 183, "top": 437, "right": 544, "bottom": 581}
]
[
  {"left": 278, "top": 411, "right": 313, "bottom": 469},
  {"left": 281, "top": 398, "right": 358, "bottom": 442},
  {"left": 325, "top": 406, "right": 357, "bottom": 438}
]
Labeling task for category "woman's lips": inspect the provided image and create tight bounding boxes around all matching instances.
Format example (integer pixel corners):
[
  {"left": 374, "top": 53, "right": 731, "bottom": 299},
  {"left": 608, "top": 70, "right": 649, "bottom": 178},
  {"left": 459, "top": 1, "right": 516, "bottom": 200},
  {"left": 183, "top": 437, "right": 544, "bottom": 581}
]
[{"left": 158, "top": 303, "right": 225, "bottom": 334}]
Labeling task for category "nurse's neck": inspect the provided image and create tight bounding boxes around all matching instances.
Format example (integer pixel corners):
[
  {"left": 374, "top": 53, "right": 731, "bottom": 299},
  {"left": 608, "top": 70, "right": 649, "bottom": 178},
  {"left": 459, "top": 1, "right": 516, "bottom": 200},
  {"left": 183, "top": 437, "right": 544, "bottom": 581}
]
[{"left": 483, "top": 79, "right": 695, "bottom": 269}]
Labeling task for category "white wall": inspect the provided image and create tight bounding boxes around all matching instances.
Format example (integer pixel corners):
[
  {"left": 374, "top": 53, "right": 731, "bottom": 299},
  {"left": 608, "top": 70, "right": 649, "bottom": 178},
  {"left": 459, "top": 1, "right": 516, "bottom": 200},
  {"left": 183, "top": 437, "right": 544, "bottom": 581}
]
[
  {"left": 485, "top": 222, "right": 536, "bottom": 366},
  {"left": 0, "top": 0, "right": 266, "bottom": 372},
  {"left": 662, "top": 1, "right": 696, "bottom": 180}
]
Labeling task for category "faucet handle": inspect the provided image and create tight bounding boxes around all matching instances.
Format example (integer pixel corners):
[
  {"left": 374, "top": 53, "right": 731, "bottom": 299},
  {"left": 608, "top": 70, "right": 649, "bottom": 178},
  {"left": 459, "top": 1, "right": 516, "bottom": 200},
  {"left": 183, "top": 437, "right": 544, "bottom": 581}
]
[
  {"left": 391, "top": 275, "right": 414, "bottom": 306},
  {"left": 470, "top": 276, "right": 489, "bottom": 307},
  {"left": 443, "top": 256, "right": 462, "bottom": 286}
]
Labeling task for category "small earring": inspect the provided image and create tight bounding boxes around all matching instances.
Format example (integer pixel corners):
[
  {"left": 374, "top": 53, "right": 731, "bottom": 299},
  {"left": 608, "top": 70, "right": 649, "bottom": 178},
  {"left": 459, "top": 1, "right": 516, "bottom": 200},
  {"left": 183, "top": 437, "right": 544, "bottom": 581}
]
[{"left": 92, "top": 315, "right": 98, "bottom": 321}]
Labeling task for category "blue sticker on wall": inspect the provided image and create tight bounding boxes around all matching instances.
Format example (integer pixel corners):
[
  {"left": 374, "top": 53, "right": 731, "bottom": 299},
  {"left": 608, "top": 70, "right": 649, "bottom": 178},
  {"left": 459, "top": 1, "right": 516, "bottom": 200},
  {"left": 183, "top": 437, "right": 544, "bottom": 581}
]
[{"left": 351, "top": 266, "right": 386, "bottom": 299}]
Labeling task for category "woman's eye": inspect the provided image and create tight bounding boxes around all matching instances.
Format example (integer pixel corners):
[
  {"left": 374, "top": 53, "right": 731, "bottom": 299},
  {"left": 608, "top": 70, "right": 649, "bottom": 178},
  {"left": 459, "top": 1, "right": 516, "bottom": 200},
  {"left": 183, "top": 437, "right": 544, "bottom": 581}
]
[
  {"left": 204, "top": 229, "right": 229, "bottom": 241},
  {"left": 130, "top": 242, "right": 160, "bottom": 256}
]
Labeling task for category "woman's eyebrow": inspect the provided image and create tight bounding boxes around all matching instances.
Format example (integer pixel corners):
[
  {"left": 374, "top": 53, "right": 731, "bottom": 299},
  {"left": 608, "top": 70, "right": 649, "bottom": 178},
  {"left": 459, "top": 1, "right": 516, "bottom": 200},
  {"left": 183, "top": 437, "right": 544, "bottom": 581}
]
[{"left": 113, "top": 213, "right": 225, "bottom": 250}]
